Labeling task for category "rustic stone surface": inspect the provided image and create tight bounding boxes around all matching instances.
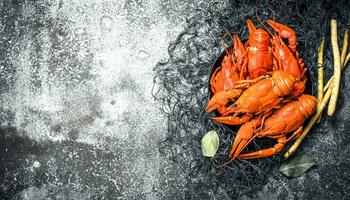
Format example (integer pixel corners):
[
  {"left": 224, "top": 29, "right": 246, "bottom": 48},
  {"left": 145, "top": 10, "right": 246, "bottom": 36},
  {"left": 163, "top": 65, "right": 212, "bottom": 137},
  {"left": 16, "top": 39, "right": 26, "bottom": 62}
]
[{"left": 0, "top": 0, "right": 349, "bottom": 199}]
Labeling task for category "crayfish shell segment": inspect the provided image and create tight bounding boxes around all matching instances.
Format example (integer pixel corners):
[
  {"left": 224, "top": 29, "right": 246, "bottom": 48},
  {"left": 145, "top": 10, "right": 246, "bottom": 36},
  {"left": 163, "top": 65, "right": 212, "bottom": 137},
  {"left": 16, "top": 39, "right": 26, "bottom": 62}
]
[
  {"left": 297, "top": 94, "right": 317, "bottom": 117},
  {"left": 250, "top": 29, "right": 271, "bottom": 50},
  {"left": 271, "top": 71, "right": 296, "bottom": 97}
]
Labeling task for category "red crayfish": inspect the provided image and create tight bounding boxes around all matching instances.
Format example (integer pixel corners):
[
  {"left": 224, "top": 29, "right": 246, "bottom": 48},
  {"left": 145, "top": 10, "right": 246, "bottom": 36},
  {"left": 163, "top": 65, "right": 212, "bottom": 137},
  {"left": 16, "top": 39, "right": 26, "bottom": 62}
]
[{"left": 206, "top": 19, "right": 316, "bottom": 164}]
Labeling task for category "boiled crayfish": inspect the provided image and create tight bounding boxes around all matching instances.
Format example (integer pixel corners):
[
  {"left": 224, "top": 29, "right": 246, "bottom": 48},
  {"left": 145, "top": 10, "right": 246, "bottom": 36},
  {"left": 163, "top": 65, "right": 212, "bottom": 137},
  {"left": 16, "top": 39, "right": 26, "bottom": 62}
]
[
  {"left": 206, "top": 19, "right": 316, "bottom": 164},
  {"left": 229, "top": 94, "right": 316, "bottom": 161}
]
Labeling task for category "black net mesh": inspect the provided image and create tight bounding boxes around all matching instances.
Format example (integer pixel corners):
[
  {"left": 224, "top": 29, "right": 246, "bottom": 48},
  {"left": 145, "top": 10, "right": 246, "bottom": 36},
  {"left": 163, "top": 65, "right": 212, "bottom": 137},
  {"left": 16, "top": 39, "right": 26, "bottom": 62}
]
[{"left": 152, "top": 0, "right": 349, "bottom": 197}]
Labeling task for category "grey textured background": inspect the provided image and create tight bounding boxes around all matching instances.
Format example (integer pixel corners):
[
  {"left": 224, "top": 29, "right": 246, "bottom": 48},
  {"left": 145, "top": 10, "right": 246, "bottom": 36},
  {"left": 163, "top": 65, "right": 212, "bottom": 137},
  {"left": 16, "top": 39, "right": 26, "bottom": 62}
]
[
  {"left": 0, "top": 0, "right": 183, "bottom": 199},
  {"left": 0, "top": 0, "right": 349, "bottom": 199}
]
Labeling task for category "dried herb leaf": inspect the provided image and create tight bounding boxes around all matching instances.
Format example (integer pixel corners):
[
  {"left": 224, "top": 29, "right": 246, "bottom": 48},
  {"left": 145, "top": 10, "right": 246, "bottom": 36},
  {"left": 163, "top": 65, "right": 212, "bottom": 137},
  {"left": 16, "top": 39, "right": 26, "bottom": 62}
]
[
  {"left": 279, "top": 154, "right": 316, "bottom": 178},
  {"left": 201, "top": 130, "right": 219, "bottom": 157}
]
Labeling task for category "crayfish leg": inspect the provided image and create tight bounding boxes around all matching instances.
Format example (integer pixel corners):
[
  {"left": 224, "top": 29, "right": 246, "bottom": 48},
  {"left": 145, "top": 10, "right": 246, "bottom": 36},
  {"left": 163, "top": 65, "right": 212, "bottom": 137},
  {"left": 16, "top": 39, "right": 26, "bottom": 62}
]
[
  {"left": 233, "top": 75, "right": 269, "bottom": 89},
  {"left": 238, "top": 137, "right": 287, "bottom": 159},
  {"left": 286, "top": 126, "right": 303, "bottom": 142}
]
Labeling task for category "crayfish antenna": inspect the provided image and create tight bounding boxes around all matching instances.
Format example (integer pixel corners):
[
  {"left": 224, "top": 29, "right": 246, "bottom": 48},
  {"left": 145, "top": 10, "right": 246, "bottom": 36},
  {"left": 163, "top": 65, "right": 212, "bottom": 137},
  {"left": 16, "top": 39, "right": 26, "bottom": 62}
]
[
  {"left": 220, "top": 30, "right": 232, "bottom": 56},
  {"left": 255, "top": 9, "right": 273, "bottom": 37},
  {"left": 215, "top": 157, "right": 235, "bottom": 168},
  {"left": 268, "top": 7, "right": 276, "bottom": 22},
  {"left": 221, "top": 28, "right": 236, "bottom": 58}
]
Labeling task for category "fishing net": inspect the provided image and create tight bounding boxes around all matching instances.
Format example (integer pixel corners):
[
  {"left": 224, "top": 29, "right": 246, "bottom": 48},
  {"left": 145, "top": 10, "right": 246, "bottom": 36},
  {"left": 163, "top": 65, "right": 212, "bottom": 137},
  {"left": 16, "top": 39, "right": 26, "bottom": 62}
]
[{"left": 153, "top": 0, "right": 349, "bottom": 198}]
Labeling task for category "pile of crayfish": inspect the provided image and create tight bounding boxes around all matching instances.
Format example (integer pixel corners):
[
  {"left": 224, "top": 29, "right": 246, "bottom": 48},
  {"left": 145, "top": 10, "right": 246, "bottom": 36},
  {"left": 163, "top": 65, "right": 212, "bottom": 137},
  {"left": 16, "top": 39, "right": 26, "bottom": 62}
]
[{"left": 206, "top": 19, "right": 317, "bottom": 164}]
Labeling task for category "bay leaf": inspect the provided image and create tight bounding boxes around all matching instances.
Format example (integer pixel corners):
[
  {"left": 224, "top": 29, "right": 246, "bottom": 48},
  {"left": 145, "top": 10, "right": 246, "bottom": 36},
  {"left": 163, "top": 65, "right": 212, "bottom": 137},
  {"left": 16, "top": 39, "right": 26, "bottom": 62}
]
[
  {"left": 279, "top": 154, "right": 316, "bottom": 178},
  {"left": 201, "top": 130, "right": 219, "bottom": 157}
]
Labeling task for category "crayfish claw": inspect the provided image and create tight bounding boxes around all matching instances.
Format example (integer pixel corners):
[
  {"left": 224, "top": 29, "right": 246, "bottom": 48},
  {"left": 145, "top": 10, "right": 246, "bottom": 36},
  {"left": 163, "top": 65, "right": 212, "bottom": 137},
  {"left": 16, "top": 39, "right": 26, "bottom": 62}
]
[
  {"left": 212, "top": 114, "right": 251, "bottom": 125},
  {"left": 238, "top": 137, "right": 286, "bottom": 160},
  {"left": 229, "top": 118, "right": 261, "bottom": 159},
  {"left": 266, "top": 20, "right": 297, "bottom": 53},
  {"left": 246, "top": 19, "right": 257, "bottom": 35},
  {"left": 206, "top": 89, "right": 242, "bottom": 112}
]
